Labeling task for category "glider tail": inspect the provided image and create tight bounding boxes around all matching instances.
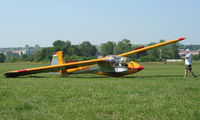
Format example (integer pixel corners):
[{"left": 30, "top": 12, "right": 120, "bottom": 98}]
[
  {"left": 51, "top": 51, "right": 67, "bottom": 75},
  {"left": 51, "top": 51, "right": 64, "bottom": 65}
]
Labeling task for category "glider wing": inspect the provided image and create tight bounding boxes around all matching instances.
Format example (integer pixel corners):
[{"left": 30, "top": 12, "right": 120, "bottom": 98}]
[
  {"left": 118, "top": 37, "right": 186, "bottom": 57},
  {"left": 4, "top": 57, "right": 108, "bottom": 77}
]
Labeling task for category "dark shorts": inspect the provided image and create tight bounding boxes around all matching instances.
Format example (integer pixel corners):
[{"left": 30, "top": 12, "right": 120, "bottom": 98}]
[{"left": 185, "top": 65, "right": 192, "bottom": 71}]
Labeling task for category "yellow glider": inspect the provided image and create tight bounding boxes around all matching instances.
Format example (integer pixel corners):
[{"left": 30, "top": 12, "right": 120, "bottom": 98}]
[{"left": 4, "top": 37, "right": 186, "bottom": 77}]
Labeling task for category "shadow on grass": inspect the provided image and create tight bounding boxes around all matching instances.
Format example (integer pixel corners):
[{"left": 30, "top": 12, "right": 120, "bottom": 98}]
[
  {"left": 5, "top": 74, "right": 110, "bottom": 79},
  {"left": 123, "top": 75, "right": 184, "bottom": 78},
  {"left": 6, "top": 75, "right": 194, "bottom": 79},
  {"left": 4, "top": 73, "right": 199, "bottom": 79},
  {"left": 124, "top": 75, "right": 199, "bottom": 80}
]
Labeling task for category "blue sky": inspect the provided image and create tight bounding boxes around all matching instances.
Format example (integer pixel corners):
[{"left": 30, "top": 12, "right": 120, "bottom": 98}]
[{"left": 0, "top": 0, "right": 200, "bottom": 47}]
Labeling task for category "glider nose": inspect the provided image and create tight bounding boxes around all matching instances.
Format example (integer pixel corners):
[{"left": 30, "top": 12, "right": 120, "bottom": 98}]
[{"left": 137, "top": 66, "right": 144, "bottom": 71}]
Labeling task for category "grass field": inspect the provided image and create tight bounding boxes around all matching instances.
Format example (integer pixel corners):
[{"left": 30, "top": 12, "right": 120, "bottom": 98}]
[{"left": 0, "top": 62, "right": 200, "bottom": 120}]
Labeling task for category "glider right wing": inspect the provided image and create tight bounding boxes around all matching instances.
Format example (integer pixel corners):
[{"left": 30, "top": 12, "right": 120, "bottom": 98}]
[{"left": 118, "top": 37, "right": 186, "bottom": 57}]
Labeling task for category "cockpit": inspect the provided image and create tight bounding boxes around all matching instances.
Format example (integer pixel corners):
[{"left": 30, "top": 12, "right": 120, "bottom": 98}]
[
  {"left": 98, "top": 55, "right": 143, "bottom": 74},
  {"left": 106, "top": 55, "right": 128, "bottom": 67}
]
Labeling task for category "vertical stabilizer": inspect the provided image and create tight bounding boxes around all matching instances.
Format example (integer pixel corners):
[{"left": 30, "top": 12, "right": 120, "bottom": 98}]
[
  {"left": 51, "top": 51, "right": 64, "bottom": 65},
  {"left": 50, "top": 51, "right": 67, "bottom": 75}
]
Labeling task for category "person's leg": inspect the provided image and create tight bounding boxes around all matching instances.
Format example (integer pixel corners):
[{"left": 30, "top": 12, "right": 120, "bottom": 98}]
[
  {"left": 188, "top": 65, "right": 197, "bottom": 78},
  {"left": 184, "top": 66, "right": 188, "bottom": 78}
]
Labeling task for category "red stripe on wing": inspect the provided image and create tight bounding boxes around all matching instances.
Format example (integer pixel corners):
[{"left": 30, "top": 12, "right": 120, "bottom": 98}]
[{"left": 17, "top": 70, "right": 27, "bottom": 72}]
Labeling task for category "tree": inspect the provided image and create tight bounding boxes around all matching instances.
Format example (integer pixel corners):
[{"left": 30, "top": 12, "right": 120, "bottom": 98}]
[
  {"left": 6, "top": 51, "right": 19, "bottom": 57},
  {"left": 114, "top": 39, "right": 132, "bottom": 54},
  {"left": 193, "top": 54, "right": 200, "bottom": 61},
  {"left": 0, "top": 53, "right": 6, "bottom": 63},
  {"left": 100, "top": 41, "right": 115, "bottom": 56},
  {"left": 147, "top": 42, "right": 160, "bottom": 59},
  {"left": 137, "top": 55, "right": 156, "bottom": 62},
  {"left": 79, "top": 41, "right": 97, "bottom": 57},
  {"left": 157, "top": 40, "right": 171, "bottom": 60},
  {"left": 33, "top": 47, "right": 54, "bottom": 62},
  {"left": 34, "top": 44, "right": 41, "bottom": 51},
  {"left": 53, "top": 40, "right": 67, "bottom": 47},
  {"left": 68, "top": 45, "right": 82, "bottom": 56},
  {"left": 53, "top": 40, "right": 72, "bottom": 55},
  {"left": 180, "top": 45, "right": 200, "bottom": 51},
  {"left": 169, "top": 43, "right": 180, "bottom": 59}
]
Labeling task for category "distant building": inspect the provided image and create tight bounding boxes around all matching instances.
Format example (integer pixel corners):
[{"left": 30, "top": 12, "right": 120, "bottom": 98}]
[
  {"left": 11, "top": 50, "right": 26, "bottom": 56},
  {"left": 166, "top": 59, "right": 183, "bottom": 62},
  {"left": 179, "top": 49, "right": 200, "bottom": 58}
]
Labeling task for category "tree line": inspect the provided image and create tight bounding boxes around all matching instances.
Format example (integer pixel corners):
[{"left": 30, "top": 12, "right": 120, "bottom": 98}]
[
  {"left": 180, "top": 45, "right": 200, "bottom": 51},
  {"left": 1, "top": 39, "right": 200, "bottom": 63}
]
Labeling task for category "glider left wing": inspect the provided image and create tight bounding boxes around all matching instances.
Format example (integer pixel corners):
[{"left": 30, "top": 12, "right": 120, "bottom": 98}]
[{"left": 4, "top": 57, "right": 109, "bottom": 77}]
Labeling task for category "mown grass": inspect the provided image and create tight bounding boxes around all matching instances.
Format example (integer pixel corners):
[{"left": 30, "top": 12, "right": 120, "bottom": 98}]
[{"left": 0, "top": 62, "right": 200, "bottom": 120}]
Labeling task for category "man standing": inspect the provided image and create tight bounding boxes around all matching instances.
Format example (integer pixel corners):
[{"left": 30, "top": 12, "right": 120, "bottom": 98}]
[{"left": 184, "top": 49, "right": 197, "bottom": 78}]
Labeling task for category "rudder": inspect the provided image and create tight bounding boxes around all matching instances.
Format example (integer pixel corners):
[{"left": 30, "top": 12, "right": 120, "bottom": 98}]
[{"left": 51, "top": 51, "right": 67, "bottom": 75}]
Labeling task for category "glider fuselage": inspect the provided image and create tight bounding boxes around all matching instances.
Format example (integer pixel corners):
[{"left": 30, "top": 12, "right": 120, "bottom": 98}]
[{"left": 66, "top": 55, "right": 144, "bottom": 77}]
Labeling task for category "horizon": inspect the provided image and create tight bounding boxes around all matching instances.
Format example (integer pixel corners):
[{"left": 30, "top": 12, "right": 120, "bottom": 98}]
[{"left": 0, "top": 38, "right": 200, "bottom": 49}]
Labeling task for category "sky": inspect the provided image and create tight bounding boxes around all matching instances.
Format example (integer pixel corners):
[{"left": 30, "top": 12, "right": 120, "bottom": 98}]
[{"left": 0, "top": 0, "right": 200, "bottom": 47}]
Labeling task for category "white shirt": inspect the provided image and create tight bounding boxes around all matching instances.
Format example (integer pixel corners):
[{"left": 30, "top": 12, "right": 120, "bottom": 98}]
[{"left": 185, "top": 53, "right": 192, "bottom": 65}]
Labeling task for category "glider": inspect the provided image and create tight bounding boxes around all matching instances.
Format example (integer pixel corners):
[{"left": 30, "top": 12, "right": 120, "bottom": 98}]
[{"left": 4, "top": 37, "right": 186, "bottom": 77}]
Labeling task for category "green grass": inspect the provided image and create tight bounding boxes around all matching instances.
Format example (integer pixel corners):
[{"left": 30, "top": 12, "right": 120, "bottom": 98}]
[{"left": 0, "top": 62, "right": 200, "bottom": 120}]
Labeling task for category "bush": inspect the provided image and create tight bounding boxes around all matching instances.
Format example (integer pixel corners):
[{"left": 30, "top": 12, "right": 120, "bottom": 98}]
[
  {"left": 6, "top": 57, "right": 18, "bottom": 63},
  {"left": 137, "top": 55, "right": 157, "bottom": 62},
  {"left": 0, "top": 53, "right": 6, "bottom": 63},
  {"left": 193, "top": 54, "right": 200, "bottom": 61}
]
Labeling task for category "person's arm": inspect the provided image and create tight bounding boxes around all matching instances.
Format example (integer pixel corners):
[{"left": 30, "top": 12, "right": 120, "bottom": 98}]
[{"left": 185, "top": 54, "right": 189, "bottom": 59}]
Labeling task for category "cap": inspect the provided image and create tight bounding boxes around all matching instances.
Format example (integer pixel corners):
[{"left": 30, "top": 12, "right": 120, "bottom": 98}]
[{"left": 186, "top": 49, "right": 190, "bottom": 52}]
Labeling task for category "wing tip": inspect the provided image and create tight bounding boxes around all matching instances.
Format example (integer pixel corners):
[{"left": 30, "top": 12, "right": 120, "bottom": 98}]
[
  {"left": 4, "top": 72, "right": 18, "bottom": 78},
  {"left": 4, "top": 70, "right": 28, "bottom": 78},
  {"left": 178, "top": 37, "right": 187, "bottom": 41}
]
